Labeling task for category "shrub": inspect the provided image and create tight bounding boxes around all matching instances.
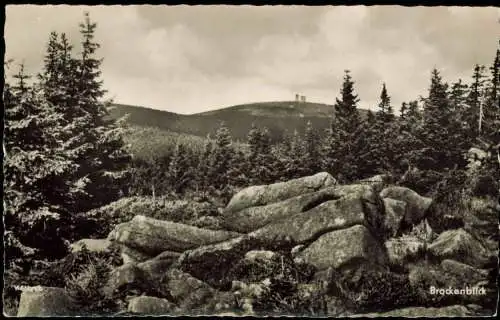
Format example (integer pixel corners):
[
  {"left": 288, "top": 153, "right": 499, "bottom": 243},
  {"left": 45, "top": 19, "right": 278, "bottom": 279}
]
[
  {"left": 471, "top": 174, "right": 499, "bottom": 198},
  {"left": 65, "top": 259, "right": 119, "bottom": 315},
  {"left": 83, "top": 196, "right": 220, "bottom": 238},
  {"left": 398, "top": 169, "right": 444, "bottom": 196}
]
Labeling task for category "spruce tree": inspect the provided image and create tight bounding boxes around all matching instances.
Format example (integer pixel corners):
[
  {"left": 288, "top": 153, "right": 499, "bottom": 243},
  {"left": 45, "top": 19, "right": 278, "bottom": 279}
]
[
  {"left": 4, "top": 65, "right": 75, "bottom": 276},
  {"left": 465, "top": 64, "right": 488, "bottom": 139},
  {"left": 36, "top": 13, "right": 131, "bottom": 213},
  {"left": 325, "top": 70, "right": 362, "bottom": 182},
  {"left": 419, "top": 69, "right": 467, "bottom": 171},
  {"left": 168, "top": 142, "right": 192, "bottom": 194},
  {"left": 301, "top": 120, "right": 321, "bottom": 175},
  {"left": 208, "top": 121, "right": 234, "bottom": 190}
]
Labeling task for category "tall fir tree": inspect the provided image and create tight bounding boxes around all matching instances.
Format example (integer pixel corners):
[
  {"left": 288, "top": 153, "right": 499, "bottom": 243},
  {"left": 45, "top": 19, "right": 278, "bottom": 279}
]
[
  {"left": 4, "top": 65, "right": 75, "bottom": 277},
  {"left": 419, "top": 69, "right": 468, "bottom": 171},
  {"left": 36, "top": 13, "right": 131, "bottom": 213},
  {"left": 208, "top": 121, "right": 234, "bottom": 190},
  {"left": 324, "top": 70, "right": 362, "bottom": 182},
  {"left": 167, "top": 142, "right": 193, "bottom": 194},
  {"left": 301, "top": 120, "right": 321, "bottom": 176},
  {"left": 464, "top": 64, "right": 488, "bottom": 139}
]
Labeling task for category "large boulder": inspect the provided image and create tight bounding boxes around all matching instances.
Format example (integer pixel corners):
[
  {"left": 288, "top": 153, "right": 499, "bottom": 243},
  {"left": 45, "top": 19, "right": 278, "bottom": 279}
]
[
  {"left": 102, "top": 264, "right": 148, "bottom": 298},
  {"left": 249, "top": 194, "right": 372, "bottom": 244},
  {"left": 428, "top": 228, "right": 490, "bottom": 267},
  {"left": 381, "top": 198, "right": 407, "bottom": 237},
  {"left": 70, "top": 238, "right": 113, "bottom": 254},
  {"left": 379, "top": 186, "right": 432, "bottom": 228},
  {"left": 128, "top": 296, "right": 175, "bottom": 315},
  {"left": 137, "top": 251, "right": 181, "bottom": 281},
  {"left": 296, "top": 225, "right": 388, "bottom": 271},
  {"left": 164, "top": 269, "right": 236, "bottom": 315},
  {"left": 176, "top": 235, "right": 290, "bottom": 288},
  {"left": 17, "top": 286, "right": 74, "bottom": 316},
  {"left": 108, "top": 215, "right": 240, "bottom": 256},
  {"left": 225, "top": 172, "right": 336, "bottom": 214},
  {"left": 120, "top": 245, "right": 153, "bottom": 264},
  {"left": 440, "top": 259, "right": 489, "bottom": 286},
  {"left": 384, "top": 236, "right": 425, "bottom": 266},
  {"left": 222, "top": 187, "right": 343, "bottom": 233}
]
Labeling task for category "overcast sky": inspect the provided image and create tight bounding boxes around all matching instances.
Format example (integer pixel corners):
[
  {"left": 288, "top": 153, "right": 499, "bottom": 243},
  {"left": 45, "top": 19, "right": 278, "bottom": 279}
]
[{"left": 5, "top": 5, "right": 500, "bottom": 114}]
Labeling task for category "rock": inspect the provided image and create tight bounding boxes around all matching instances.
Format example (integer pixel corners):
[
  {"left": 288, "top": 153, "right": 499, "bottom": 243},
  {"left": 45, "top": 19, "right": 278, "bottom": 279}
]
[
  {"left": 165, "top": 269, "right": 217, "bottom": 313},
  {"left": 231, "top": 279, "right": 271, "bottom": 315},
  {"left": 121, "top": 245, "right": 153, "bottom": 264},
  {"left": 428, "top": 228, "right": 490, "bottom": 267},
  {"left": 128, "top": 296, "right": 174, "bottom": 315},
  {"left": 359, "top": 174, "right": 389, "bottom": 189},
  {"left": 176, "top": 236, "right": 276, "bottom": 288},
  {"left": 379, "top": 186, "right": 432, "bottom": 228},
  {"left": 249, "top": 194, "right": 369, "bottom": 244},
  {"left": 440, "top": 259, "right": 489, "bottom": 286},
  {"left": 222, "top": 187, "right": 344, "bottom": 233},
  {"left": 382, "top": 198, "right": 407, "bottom": 237},
  {"left": 244, "top": 250, "right": 276, "bottom": 262},
  {"left": 384, "top": 236, "right": 425, "bottom": 266},
  {"left": 70, "top": 238, "right": 112, "bottom": 254},
  {"left": 356, "top": 305, "right": 477, "bottom": 317},
  {"left": 297, "top": 225, "right": 388, "bottom": 271},
  {"left": 108, "top": 215, "right": 241, "bottom": 256},
  {"left": 17, "top": 286, "right": 74, "bottom": 316},
  {"left": 103, "top": 264, "right": 147, "bottom": 298},
  {"left": 137, "top": 251, "right": 181, "bottom": 281},
  {"left": 225, "top": 172, "right": 336, "bottom": 214},
  {"left": 291, "top": 244, "right": 305, "bottom": 257}
]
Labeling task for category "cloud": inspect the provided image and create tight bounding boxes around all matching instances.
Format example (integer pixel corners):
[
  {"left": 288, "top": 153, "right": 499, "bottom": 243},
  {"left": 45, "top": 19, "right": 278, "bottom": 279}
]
[{"left": 5, "top": 5, "right": 500, "bottom": 114}]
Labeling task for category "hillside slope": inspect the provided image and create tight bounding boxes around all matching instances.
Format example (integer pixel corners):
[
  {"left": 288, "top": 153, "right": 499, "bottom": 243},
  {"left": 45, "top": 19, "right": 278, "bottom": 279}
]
[{"left": 109, "top": 101, "right": 360, "bottom": 141}]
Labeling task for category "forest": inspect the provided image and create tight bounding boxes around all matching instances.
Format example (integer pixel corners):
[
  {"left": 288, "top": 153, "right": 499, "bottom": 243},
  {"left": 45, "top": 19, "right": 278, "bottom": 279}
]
[{"left": 3, "top": 13, "right": 500, "bottom": 316}]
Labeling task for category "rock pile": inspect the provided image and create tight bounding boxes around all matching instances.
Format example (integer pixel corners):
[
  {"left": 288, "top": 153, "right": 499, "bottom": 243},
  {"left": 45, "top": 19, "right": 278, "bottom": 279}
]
[{"left": 17, "top": 172, "right": 497, "bottom": 317}]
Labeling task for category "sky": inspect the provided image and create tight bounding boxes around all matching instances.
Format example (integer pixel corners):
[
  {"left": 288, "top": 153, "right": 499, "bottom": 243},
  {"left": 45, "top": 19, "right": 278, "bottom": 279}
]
[{"left": 5, "top": 5, "right": 500, "bottom": 115}]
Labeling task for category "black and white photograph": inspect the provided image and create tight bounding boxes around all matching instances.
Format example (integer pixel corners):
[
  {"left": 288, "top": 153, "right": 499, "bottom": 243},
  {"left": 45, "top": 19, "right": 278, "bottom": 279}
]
[{"left": 3, "top": 4, "right": 500, "bottom": 317}]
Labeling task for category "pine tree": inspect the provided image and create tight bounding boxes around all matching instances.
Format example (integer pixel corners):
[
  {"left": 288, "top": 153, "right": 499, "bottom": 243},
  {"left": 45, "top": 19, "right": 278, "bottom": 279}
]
[
  {"left": 465, "top": 64, "right": 487, "bottom": 139},
  {"left": 168, "top": 142, "right": 193, "bottom": 194},
  {"left": 286, "top": 129, "right": 306, "bottom": 179},
  {"left": 419, "top": 69, "right": 467, "bottom": 171},
  {"left": 333, "top": 70, "right": 361, "bottom": 135},
  {"left": 357, "top": 84, "right": 397, "bottom": 177},
  {"left": 483, "top": 47, "right": 500, "bottom": 137},
  {"left": 4, "top": 65, "right": 75, "bottom": 274},
  {"left": 197, "top": 139, "right": 214, "bottom": 195},
  {"left": 208, "top": 121, "right": 234, "bottom": 189},
  {"left": 376, "top": 83, "right": 395, "bottom": 123},
  {"left": 325, "top": 70, "right": 362, "bottom": 182},
  {"left": 301, "top": 120, "right": 321, "bottom": 175},
  {"left": 36, "top": 13, "right": 131, "bottom": 213}
]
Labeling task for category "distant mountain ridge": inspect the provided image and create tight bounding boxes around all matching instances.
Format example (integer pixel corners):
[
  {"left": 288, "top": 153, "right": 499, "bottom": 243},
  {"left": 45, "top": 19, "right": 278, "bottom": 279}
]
[{"left": 109, "top": 101, "right": 369, "bottom": 142}]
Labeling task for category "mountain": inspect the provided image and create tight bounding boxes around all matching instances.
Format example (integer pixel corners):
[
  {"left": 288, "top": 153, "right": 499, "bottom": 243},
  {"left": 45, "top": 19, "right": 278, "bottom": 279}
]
[{"left": 109, "top": 101, "right": 369, "bottom": 142}]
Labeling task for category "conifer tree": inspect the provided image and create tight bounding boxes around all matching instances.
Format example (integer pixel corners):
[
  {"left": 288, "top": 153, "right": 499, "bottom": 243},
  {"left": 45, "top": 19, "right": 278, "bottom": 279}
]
[
  {"left": 419, "top": 69, "right": 467, "bottom": 171},
  {"left": 325, "top": 70, "right": 362, "bottom": 182},
  {"left": 208, "top": 121, "right": 234, "bottom": 189},
  {"left": 285, "top": 129, "right": 306, "bottom": 179},
  {"left": 464, "top": 64, "right": 488, "bottom": 139},
  {"left": 4, "top": 65, "right": 75, "bottom": 275},
  {"left": 36, "top": 13, "right": 131, "bottom": 213},
  {"left": 197, "top": 139, "right": 214, "bottom": 195},
  {"left": 168, "top": 142, "right": 193, "bottom": 194},
  {"left": 301, "top": 120, "right": 321, "bottom": 175}
]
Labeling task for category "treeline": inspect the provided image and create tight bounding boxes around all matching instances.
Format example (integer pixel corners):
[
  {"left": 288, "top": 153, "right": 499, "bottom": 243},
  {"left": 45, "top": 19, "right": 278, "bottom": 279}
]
[{"left": 130, "top": 52, "right": 500, "bottom": 202}]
